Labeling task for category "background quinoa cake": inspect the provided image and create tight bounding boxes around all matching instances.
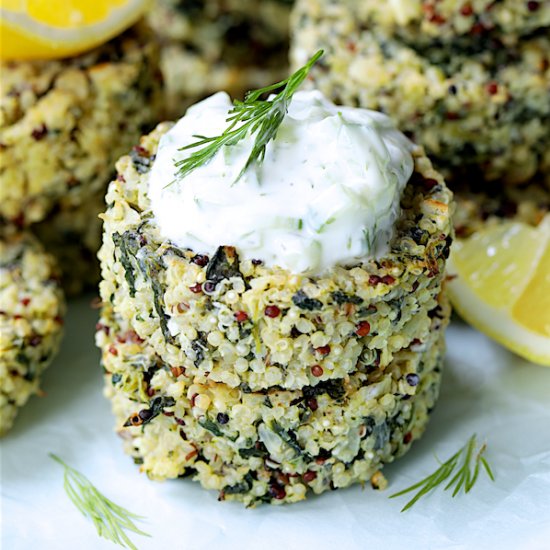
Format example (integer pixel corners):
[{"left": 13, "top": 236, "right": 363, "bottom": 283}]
[
  {"left": 0, "top": 232, "right": 65, "bottom": 436},
  {"left": 95, "top": 93, "right": 454, "bottom": 504},
  {"left": 290, "top": 0, "right": 550, "bottom": 186},
  {"left": 352, "top": 0, "right": 550, "bottom": 47},
  {"left": 453, "top": 178, "right": 550, "bottom": 239},
  {"left": 0, "top": 23, "right": 163, "bottom": 294},
  {"left": 147, "top": 0, "right": 294, "bottom": 117},
  {"left": 31, "top": 191, "right": 106, "bottom": 297}
]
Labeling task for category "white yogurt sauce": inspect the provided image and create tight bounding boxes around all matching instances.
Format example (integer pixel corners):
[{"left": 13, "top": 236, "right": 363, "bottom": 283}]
[{"left": 148, "top": 90, "right": 414, "bottom": 274}]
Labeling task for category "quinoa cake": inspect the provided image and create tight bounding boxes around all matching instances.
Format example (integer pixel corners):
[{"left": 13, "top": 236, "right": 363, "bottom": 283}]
[
  {"left": 453, "top": 178, "right": 550, "bottom": 239},
  {"left": 0, "top": 23, "right": 163, "bottom": 227},
  {"left": 0, "top": 232, "right": 65, "bottom": 436},
  {"left": 147, "top": 0, "right": 293, "bottom": 117},
  {"left": 290, "top": 0, "right": 550, "bottom": 185},
  {"left": 96, "top": 94, "right": 454, "bottom": 503},
  {"left": 352, "top": 0, "right": 550, "bottom": 47},
  {"left": 31, "top": 190, "right": 105, "bottom": 296},
  {"left": 98, "top": 297, "right": 449, "bottom": 505},
  {"left": 98, "top": 122, "right": 453, "bottom": 392}
]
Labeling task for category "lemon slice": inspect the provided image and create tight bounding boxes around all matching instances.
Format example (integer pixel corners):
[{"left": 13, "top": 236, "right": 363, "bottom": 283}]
[
  {"left": 0, "top": 0, "right": 149, "bottom": 61},
  {"left": 447, "top": 215, "right": 550, "bottom": 366}
]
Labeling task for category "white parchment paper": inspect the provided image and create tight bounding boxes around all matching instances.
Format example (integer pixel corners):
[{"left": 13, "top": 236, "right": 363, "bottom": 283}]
[{"left": 2, "top": 298, "right": 550, "bottom": 550}]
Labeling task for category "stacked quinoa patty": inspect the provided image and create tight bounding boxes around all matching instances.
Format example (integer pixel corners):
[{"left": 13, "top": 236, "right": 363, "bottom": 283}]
[
  {"left": 0, "top": 232, "right": 65, "bottom": 435},
  {"left": 96, "top": 123, "right": 454, "bottom": 505},
  {"left": 290, "top": 0, "right": 550, "bottom": 186},
  {"left": 147, "top": 0, "right": 294, "bottom": 117},
  {"left": 0, "top": 24, "right": 163, "bottom": 295}
]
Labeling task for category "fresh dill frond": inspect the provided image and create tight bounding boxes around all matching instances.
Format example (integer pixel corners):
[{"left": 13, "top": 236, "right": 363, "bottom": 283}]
[
  {"left": 172, "top": 50, "right": 324, "bottom": 184},
  {"left": 50, "top": 453, "right": 150, "bottom": 550},
  {"left": 389, "top": 434, "right": 495, "bottom": 512}
]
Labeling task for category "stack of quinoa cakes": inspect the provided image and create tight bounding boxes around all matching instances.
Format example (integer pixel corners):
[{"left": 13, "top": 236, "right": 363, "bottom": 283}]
[
  {"left": 147, "top": 0, "right": 294, "bottom": 117},
  {"left": 0, "top": 18, "right": 163, "bottom": 434},
  {"left": 290, "top": 0, "right": 550, "bottom": 187},
  {"left": 96, "top": 84, "right": 454, "bottom": 504}
]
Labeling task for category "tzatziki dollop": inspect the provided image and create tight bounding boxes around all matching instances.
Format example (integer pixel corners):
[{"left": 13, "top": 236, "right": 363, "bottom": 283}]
[{"left": 148, "top": 90, "right": 414, "bottom": 274}]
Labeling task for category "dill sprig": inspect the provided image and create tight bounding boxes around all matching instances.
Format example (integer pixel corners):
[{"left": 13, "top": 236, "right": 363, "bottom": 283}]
[
  {"left": 390, "top": 434, "right": 495, "bottom": 512},
  {"left": 173, "top": 49, "right": 324, "bottom": 184},
  {"left": 50, "top": 453, "right": 150, "bottom": 550}
]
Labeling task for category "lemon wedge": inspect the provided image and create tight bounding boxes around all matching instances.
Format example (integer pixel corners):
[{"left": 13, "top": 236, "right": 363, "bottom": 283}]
[
  {"left": 0, "top": 0, "right": 149, "bottom": 61},
  {"left": 447, "top": 215, "right": 550, "bottom": 366}
]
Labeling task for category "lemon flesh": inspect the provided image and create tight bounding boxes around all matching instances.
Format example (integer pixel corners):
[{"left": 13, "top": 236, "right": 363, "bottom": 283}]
[
  {"left": 0, "top": 0, "right": 149, "bottom": 60},
  {"left": 448, "top": 216, "right": 550, "bottom": 366},
  {"left": 513, "top": 244, "right": 550, "bottom": 338}
]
